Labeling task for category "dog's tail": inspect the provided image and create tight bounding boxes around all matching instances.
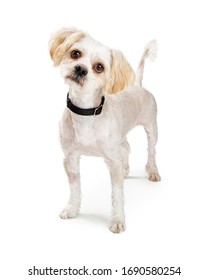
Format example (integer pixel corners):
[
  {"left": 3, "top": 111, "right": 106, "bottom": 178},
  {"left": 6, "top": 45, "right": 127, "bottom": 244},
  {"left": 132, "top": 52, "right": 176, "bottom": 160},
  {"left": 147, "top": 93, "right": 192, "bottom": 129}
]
[{"left": 135, "top": 40, "right": 157, "bottom": 87}]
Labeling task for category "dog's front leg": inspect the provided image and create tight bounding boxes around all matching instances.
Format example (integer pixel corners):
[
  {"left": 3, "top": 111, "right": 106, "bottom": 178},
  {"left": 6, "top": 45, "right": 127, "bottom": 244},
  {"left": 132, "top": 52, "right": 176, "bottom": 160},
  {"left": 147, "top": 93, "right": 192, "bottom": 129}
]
[
  {"left": 107, "top": 159, "right": 125, "bottom": 233},
  {"left": 60, "top": 155, "right": 81, "bottom": 219}
]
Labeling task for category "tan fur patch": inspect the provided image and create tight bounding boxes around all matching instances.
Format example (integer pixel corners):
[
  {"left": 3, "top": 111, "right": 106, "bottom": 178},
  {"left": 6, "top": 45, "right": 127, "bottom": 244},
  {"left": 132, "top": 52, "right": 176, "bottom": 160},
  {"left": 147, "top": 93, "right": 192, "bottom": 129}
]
[
  {"left": 105, "top": 49, "right": 135, "bottom": 94},
  {"left": 49, "top": 28, "right": 86, "bottom": 66}
]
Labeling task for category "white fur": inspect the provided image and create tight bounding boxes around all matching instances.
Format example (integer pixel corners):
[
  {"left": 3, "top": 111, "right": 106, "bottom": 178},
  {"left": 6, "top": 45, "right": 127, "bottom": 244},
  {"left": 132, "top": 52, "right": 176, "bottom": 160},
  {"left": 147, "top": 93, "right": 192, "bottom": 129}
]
[
  {"left": 49, "top": 29, "right": 161, "bottom": 233},
  {"left": 145, "top": 39, "right": 157, "bottom": 61},
  {"left": 136, "top": 39, "right": 157, "bottom": 86}
]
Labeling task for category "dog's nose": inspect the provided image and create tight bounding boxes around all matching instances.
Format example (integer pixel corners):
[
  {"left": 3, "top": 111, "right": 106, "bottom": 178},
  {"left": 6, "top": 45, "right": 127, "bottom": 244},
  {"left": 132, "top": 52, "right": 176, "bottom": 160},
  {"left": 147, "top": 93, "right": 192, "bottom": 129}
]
[{"left": 74, "top": 65, "right": 88, "bottom": 77}]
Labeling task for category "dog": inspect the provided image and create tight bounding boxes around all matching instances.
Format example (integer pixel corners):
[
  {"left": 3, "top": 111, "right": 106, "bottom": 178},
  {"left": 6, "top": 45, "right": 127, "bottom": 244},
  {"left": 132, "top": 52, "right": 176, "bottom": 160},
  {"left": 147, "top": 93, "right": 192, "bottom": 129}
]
[{"left": 49, "top": 27, "right": 161, "bottom": 233}]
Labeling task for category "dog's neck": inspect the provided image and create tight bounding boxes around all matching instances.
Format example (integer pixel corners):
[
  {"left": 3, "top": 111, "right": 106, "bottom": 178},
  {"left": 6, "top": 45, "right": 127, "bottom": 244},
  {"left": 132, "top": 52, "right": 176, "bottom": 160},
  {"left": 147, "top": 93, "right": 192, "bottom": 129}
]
[
  {"left": 67, "top": 93, "right": 105, "bottom": 116},
  {"left": 67, "top": 88, "right": 103, "bottom": 109},
  {"left": 67, "top": 88, "right": 106, "bottom": 146}
]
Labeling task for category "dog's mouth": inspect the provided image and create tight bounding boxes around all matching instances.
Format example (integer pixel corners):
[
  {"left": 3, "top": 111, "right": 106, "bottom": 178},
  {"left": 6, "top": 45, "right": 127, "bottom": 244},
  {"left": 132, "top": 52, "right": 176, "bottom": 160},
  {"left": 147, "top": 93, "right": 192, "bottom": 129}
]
[{"left": 65, "top": 73, "right": 86, "bottom": 87}]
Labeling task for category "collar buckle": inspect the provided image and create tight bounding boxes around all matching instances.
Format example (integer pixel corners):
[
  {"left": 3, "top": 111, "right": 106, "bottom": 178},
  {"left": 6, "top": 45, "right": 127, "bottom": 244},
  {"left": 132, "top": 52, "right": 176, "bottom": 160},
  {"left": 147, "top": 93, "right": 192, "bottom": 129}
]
[{"left": 94, "top": 98, "right": 104, "bottom": 115}]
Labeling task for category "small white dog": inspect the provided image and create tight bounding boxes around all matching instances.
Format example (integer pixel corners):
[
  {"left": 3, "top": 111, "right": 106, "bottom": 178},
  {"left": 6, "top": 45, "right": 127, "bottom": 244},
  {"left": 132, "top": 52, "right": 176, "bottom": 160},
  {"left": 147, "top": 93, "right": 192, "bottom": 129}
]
[{"left": 49, "top": 27, "right": 161, "bottom": 233}]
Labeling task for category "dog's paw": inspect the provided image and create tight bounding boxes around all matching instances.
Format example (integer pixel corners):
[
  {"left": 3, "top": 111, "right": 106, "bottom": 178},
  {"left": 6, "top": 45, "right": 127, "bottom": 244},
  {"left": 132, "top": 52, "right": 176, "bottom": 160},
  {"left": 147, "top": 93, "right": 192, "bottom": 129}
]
[
  {"left": 148, "top": 173, "right": 161, "bottom": 182},
  {"left": 110, "top": 220, "right": 126, "bottom": 233},
  {"left": 60, "top": 207, "right": 78, "bottom": 219},
  {"left": 146, "top": 164, "right": 161, "bottom": 182}
]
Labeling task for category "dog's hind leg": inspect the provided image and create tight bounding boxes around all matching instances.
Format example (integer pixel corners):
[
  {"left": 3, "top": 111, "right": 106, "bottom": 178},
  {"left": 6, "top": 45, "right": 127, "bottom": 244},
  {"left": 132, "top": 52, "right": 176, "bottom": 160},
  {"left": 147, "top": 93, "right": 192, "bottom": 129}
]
[
  {"left": 144, "top": 121, "right": 161, "bottom": 182},
  {"left": 60, "top": 154, "right": 81, "bottom": 218}
]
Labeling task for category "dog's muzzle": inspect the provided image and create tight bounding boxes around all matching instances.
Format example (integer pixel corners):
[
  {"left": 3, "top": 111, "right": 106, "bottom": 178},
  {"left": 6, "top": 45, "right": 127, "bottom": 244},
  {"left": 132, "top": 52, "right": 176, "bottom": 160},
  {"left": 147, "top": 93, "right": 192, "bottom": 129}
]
[{"left": 65, "top": 64, "right": 88, "bottom": 86}]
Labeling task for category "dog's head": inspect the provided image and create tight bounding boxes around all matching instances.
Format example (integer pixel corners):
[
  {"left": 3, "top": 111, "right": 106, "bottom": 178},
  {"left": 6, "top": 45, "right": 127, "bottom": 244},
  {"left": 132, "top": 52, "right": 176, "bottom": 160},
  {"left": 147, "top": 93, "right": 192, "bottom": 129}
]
[{"left": 49, "top": 27, "right": 135, "bottom": 95}]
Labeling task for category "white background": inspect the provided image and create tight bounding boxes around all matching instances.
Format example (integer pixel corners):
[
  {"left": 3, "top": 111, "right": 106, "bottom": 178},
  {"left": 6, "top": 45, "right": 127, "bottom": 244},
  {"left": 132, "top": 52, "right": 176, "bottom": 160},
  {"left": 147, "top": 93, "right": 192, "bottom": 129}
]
[{"left": 0, "top": 0, "right": 208, "bottom": 279}]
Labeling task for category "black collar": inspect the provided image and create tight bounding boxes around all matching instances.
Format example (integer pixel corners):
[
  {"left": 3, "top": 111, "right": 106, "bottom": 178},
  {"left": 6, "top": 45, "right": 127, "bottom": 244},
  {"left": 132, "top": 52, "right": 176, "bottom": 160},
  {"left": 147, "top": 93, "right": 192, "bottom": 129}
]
[{"left": 66, "top": 93, "right": 105, "bottom": 116}]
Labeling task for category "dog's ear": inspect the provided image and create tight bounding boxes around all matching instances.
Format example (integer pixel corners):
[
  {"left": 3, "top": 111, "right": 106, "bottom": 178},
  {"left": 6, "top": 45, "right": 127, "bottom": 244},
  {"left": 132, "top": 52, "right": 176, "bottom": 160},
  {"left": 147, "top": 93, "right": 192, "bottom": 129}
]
[
  {"left": 49, "top": 27, "right": 85, "bottom": 66},
  {"left": 105, "top": 49, "right": 135, "bottom": 94}
]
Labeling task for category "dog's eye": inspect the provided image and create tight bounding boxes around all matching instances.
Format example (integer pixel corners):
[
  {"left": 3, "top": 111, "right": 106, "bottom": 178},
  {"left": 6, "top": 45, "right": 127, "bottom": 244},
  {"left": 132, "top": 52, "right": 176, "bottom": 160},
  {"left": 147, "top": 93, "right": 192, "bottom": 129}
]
[
  {"left": 71, "top": 50, "right": 81, "bottom": 59},
  {"left": 94, "top": 63, "right": 104, "bottom": 73}
]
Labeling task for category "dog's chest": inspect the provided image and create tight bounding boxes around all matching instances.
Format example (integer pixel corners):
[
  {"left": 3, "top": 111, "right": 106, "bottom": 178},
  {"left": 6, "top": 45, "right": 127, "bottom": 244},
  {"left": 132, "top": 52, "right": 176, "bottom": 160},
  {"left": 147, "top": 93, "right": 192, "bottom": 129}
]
[
  {"left": 72, "top": 118, "right": 107, "bottom": 151},
  {"left": 74, "top": 124, "right": 97, "bottom": 145},
  {"left": 60, "top": 109, "right": 117, "bottom": 156}
]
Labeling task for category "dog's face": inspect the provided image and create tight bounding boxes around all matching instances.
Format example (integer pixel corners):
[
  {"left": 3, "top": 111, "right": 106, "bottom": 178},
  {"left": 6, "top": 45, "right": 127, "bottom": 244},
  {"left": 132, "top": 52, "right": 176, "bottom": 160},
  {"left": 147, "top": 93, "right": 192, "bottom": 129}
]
[
  {"left": 60, "top": 35, "right": 112, "bottom": 94},
  {"left": 49, "top": 28, "right": 135, "bottom": 95}
]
